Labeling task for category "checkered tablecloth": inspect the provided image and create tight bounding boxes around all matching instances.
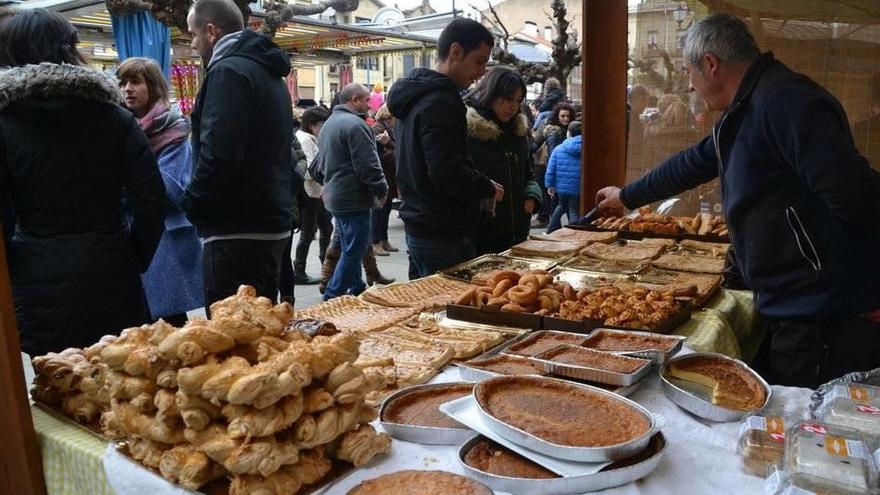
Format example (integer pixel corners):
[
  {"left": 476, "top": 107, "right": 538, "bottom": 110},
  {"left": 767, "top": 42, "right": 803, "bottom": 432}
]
[
  {"left": 31, "top": 406, "right": 113, "bottom": 495},
  {"left": 675, "top": 289, "right": 759, "bottom": 360}
]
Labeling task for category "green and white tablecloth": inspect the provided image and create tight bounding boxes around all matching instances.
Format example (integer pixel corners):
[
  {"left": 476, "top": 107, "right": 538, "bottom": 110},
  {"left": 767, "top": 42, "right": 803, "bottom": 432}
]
[
  {"left": 674, "top": 289, "right": 761, "bottom": 361},
  {"left": 32, "top": 406, "right": 112, "bottom": 495}
]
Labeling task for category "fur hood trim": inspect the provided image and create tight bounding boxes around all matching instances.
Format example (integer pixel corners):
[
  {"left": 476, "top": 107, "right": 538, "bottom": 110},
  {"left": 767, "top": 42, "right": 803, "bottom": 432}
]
[
  {"left": 0, "top": 63, "right": 122, "bottom": 111},
  {"left": 466, "top": 106, "right": 530, "bottom": 142}
]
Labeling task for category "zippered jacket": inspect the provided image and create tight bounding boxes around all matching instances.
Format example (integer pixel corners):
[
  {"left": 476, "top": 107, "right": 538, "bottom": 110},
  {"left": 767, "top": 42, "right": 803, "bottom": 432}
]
[
  {"left": 620, "top": 52, "right": 880, "bottom": 319},
  {"left": 465, "top": 105, "right": 542, "bottom": 255}
]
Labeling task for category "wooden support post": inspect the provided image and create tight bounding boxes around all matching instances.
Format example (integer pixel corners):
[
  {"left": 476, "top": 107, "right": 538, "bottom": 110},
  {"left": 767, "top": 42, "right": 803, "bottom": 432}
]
[
  {"left": 581, "top": 0, "right": 629, "bottom": 213},
  {"left": 0, "top": 224, "right": 46, "bottom": 495}
]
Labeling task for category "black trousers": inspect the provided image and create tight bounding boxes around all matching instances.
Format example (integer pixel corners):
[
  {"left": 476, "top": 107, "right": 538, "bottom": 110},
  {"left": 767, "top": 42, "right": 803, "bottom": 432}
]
[
  {"left": 753, "top": 313, "right": 880, "bottom": 388},
  {"left": 202, "top": 238, "right": 287, "bottom": 313},
  {"left": 295, "top": 198, "right": 333, "bottom": 270},
  {"left": 534, "top": 164, "right": 553, "bottom": 221}
]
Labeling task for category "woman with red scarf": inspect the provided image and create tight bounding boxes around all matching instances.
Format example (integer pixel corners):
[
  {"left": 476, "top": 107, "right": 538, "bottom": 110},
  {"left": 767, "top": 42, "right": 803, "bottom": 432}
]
[{"left": 118, "top": 57, "right": 203, "bottom": 325}]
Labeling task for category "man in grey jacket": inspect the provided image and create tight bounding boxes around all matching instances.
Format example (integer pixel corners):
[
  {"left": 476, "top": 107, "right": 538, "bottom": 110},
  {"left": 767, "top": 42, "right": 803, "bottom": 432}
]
[{"left": 319, "top": 83, "right": 388, "bottom": 299}]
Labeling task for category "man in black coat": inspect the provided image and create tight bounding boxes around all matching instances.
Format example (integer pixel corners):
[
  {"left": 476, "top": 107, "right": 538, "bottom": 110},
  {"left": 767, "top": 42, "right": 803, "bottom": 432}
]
[
  {"left": 597, "top": 14, "right": 880, "bottom": 388},
  {"left": 183, "top": 0, "right": 296, "bottom": 308},
  {"left": 387, "top": 18, "right": 504, "bottom": 279}
]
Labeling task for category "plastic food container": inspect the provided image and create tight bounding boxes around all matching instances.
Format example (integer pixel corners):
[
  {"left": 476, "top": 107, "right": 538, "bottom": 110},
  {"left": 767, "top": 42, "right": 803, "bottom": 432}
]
[
  {"left": 816, "top": 383, "right": 880, "bottom": 437},
  {"left": 737, "top": 412, "right": 791, "bottom": 477},
  {"left": 784, "top": 421, "right": 878, "bottom": 494}
]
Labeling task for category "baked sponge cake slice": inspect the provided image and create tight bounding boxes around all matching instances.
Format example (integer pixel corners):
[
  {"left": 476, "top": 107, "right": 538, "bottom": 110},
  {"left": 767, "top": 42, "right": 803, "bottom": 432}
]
[{"left": 668, "top": 355, "right": 766, "bottom": 411}]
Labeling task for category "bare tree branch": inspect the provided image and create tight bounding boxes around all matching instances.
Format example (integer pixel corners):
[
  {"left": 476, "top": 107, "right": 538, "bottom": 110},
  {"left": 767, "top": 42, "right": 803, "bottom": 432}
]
[{"left": 260, "top": 0, "right": 360, "bottom": 38}]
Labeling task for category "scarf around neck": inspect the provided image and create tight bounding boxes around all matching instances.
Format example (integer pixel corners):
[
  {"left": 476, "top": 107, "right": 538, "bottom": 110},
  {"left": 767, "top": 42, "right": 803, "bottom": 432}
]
[{"left": 137, "top": 101, "right": 190, "bottom": 155}]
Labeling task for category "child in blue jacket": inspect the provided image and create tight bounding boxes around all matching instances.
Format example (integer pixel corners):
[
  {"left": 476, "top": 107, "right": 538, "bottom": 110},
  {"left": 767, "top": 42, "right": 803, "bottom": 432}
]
[{"left": 545, "top": 121, "right": 582, "bottom": 233}]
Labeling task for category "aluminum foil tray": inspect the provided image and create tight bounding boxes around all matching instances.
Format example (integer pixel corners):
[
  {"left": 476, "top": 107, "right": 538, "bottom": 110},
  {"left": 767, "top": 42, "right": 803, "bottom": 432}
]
[
  {"left": 458, "top": 433, "right": 667, "bottom": 495},
  {"left": 530, "top": 344, "right": 652, "bottom": 386},
  {"left": 473, "top": 375, "right": 660, "bottom": 462},
  {"left": 581, "top": 328, "right": 686, "bottom": 364},
  {"left": 440, "top": 254, "right": 556, "bottom": 282},
  {"left": 660, "top": 352, "right": 772, "bottom": 422},
  {"left": 378, "top": 382, "right": 477, "bottom": 446}
]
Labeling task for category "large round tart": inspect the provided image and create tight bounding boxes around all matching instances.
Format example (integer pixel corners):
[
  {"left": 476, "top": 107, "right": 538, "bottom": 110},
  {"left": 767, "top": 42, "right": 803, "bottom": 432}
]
[
  {"left": 382, "top": 383, "right": 473, "bottom": 428},
  {"left": 474, "top": 375, "right": 651, "bottom": 447},
  {"left": 347, "top": 470, "right": 493, "bottom": 495}
]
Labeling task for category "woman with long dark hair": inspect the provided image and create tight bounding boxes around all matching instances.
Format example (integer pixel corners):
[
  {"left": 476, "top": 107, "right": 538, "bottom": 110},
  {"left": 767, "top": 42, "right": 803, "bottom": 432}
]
[
  {"left": 117, "top": 57, "right": 202, "bottom": 326},
  {"left": 464, "top": 66, "right": 542, "bottom": 255},
  {"left": 294, "top": 105, "right": 333, "bottom": 284},
  {"left": 0, "top": 9, "right": 165, "bottom": 355}
]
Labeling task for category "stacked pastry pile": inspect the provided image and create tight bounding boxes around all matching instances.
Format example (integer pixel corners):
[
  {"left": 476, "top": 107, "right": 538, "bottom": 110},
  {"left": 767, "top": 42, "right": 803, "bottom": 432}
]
[
  {"left": 456, "top": 270, "right": 579, "bottom": 315},
  {"left": 555, "top": 285, "right": 685, "bottom": 331},
  {"left": 591, "top": 209, "right": 729, "bottom": 238},
  {"left": 354, "top": 318, "right": 506, "bottom": 406},
  {"left": 31, "top": 286, "right": 392, "bottom": 494},
  {"left": 31, "top": 336, "right": 118, "bottom": 428}
]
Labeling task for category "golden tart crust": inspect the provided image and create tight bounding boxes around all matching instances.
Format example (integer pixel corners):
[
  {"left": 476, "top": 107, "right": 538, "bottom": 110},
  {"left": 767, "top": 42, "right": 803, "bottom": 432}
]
[
  {"left": 667, "top": 355, "right": 766, "bottom": 410},
  {"left": 464, "top": 438, "right": 557, "bottom": 479},
  {"left": 382, "top": 383, "right": 473, "bottom": 429},
  {"left": 347, "top": 470, "right": 493, "bottom": 495},
  {"left": 475, "top": 376, "right": 650, "bottom": 447}
]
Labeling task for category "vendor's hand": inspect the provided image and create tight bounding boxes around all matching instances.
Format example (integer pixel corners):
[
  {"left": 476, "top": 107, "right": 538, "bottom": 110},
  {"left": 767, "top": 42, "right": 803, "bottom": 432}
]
[
  {"left": 596, "top": 186, "right": 625, "bottom": 216},
  {"left": 524, "top": 198, "right": 537, "bottom": 214},
  {"left": 491, "top": 181, "right": 505, "bottom": 202},
  {"left": 547, "top": 187, "right": 556, "bottom": 198}
]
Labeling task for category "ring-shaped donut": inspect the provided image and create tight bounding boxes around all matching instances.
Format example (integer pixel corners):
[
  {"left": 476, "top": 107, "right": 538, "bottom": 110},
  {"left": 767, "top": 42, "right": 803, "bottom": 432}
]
[
  {"left": 507, "top": 285, "right": 538, "bottom": 305},
  {"left": 492, "top": 279, "right": 515, "bottom": 297},
  {"left": 519, "top": 274, "right": 540, "bottom": 288}
]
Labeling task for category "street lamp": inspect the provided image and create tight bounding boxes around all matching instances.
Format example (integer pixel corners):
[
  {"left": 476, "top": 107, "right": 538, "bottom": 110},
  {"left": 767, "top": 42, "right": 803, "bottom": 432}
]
[{"left": 673, "top": 2, "right": 689, "bottom": 30}]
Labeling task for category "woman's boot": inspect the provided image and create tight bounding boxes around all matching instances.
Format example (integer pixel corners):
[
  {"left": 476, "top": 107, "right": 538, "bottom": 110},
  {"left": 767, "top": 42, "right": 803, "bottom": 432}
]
[
  {"left": 363, "top": 247, "right": 395, "bottom": 286},
  {"left": 319, "top": 243, "right": 341, "bottom": 294}
]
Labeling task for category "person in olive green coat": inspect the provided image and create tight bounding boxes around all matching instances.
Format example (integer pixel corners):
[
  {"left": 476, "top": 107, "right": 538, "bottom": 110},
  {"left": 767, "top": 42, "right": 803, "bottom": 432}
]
[{"left": 464, "top": 66, "right": 543, "bottom": 255}]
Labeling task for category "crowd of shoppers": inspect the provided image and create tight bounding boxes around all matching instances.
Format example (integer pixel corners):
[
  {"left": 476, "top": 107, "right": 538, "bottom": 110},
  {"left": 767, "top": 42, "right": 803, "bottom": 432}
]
[{"left": 6, "top": 3, "right": 880, "bottom": 391}]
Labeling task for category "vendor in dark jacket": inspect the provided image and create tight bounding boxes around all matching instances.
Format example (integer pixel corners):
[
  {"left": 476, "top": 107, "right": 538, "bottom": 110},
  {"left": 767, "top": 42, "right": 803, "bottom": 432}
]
[
  {"left": 0, "top": 9, "right": 165, "bottom": 355},
  {"left": 183, "top": 0, "right": 295, "bottom": 308},
  {"left": 464, "top": 66, "right": 542, "bottom": 255},
  {"left": 597, "top": 14, "right": 880, "bottom": 388},
  {"left": 387, "top": 18, "right": 505, "bottom": 279}
]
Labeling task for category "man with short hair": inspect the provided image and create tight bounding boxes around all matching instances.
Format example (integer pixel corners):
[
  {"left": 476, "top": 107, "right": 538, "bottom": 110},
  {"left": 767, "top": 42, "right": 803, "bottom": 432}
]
[
  {"left": 183, "top": 0, "right": 297, "bottom": 308},
  {"left": 596, "top": 13, "right": 880, "bottom": 388},
  {"left": 387, "top": 17, "right": 505, "bottom": 279},
  {"left": 319, "top": 83, "right": 388, "bottom": 300}
]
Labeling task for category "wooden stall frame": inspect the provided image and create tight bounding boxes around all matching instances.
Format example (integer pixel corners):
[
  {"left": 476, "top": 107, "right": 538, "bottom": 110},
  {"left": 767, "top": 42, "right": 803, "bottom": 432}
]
[
  {"left": 0, "top": 225, "right": 46, "bottom": 495},
  {"left": 581, "top": 0, "right": 629, "bottom": 215}
]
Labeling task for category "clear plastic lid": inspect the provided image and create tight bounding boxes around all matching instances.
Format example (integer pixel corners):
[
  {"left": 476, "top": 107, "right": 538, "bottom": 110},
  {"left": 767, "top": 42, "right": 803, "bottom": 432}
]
[
  {"left": 764, "top": 468, "right": 873, "bottom": 495},
  {"left": 784, "top": 421, "right": 877, "bottom": 494},
  {"left": 817, "top": 384, "right": 880, "bottom": 437},
  {"left": 737, "top": 412, "right": 789, "bottom": 477}
]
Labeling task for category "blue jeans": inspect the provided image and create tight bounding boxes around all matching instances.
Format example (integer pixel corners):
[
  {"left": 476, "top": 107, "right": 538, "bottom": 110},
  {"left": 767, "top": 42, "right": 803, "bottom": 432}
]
[
  {"left": 405, "top": 235, "right": 475, "bottom": 280},
  {"left": 324, "top": 210, "right": 371, "bottom": 300},
  {"left": 547, "top": 193, "right": 580, "bottom": 233}
]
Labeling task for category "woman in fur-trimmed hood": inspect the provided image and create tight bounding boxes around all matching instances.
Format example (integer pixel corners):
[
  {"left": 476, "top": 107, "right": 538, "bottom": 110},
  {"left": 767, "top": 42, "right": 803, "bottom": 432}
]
[
  {"left": 464, "top": 66, "right": 542, "bottom": 256},
  {"left": 0, "top": 9, "right": 165, "bottom": 356}
]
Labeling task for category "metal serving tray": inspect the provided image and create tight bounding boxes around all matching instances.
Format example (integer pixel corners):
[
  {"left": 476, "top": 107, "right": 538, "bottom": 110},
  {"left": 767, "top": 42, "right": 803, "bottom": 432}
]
[
  {"left": 440, "top": 254, "right": 556, "bottom": 282},
  {"left": 552, "top": 268, "right": 629, "bottom": 290},
  {"left": 455, "top": 359, "right": 642, "bottom": 397},
  {"left": 561, "top": 256, "right": 649, "bottom": 275},
  {"left": 473, "top": 375, "right": 660, "bottom": 462},
  {"left": 457, "top": 433, "right": 667, "bottom": 495},
  {"left": 378, "top": 382, "right": 477, "bottom": 446},
  {"left": 581, "top": 328, "right": 686, "bottom": 364},
  {"left": 660, "top": 352, "right": 772, "bottom": 422},
  {"left": 501, "top": 330, "right": 590, "bottom": 357},
  {"left": 498, "top": 248, "right": 576, "bottom": 265},
  {"left": 530, "top": 344, "right": 652, "bottom": 387}
]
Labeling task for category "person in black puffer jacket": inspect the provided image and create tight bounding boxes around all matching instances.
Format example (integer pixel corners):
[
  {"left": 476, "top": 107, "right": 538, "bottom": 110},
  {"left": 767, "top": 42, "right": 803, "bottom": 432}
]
[
  {"left": 464, "top": 67, "right": 542, "bottom": 255},
  {"left": 538, "top": 77, "right": 565, "bottom": 113},
  {"left": 0, "top": 9, "right": 165, "bottom": 356}
]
